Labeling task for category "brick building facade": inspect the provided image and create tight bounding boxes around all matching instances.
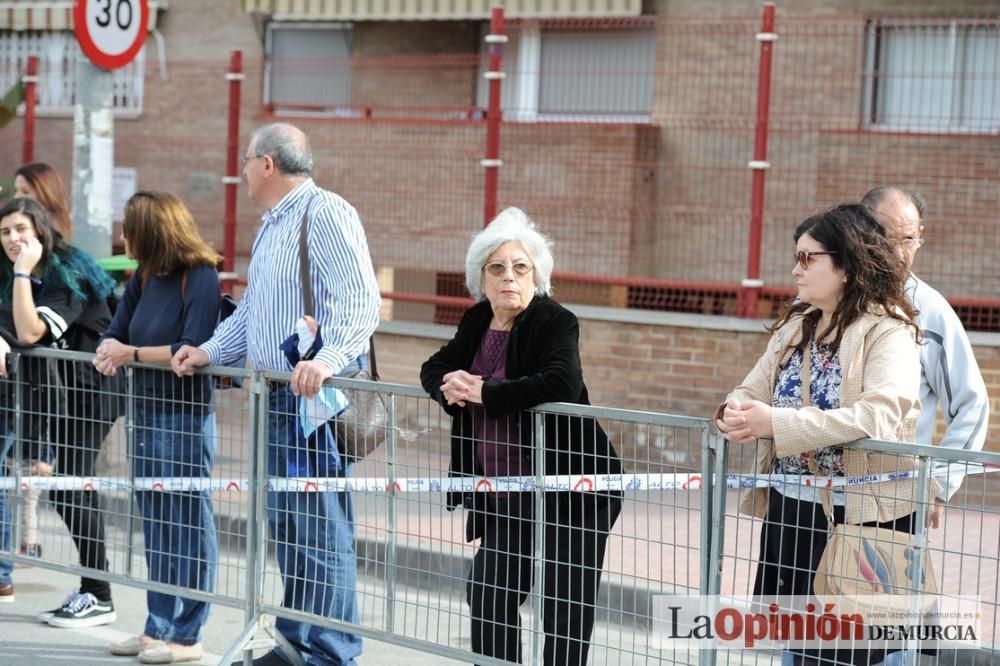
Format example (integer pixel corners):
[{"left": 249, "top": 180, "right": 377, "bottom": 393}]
[{"left": 0, "top": 0, "right": 996, "bottom": 432}]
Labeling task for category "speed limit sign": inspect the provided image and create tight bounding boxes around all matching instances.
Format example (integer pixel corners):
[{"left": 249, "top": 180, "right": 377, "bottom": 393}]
[{"left": 74, "top": 0, "right": 149, "bottom": 70}]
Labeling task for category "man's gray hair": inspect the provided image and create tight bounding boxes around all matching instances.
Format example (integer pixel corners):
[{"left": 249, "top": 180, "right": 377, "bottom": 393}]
[
  {"left": 250, "top": 122, "right": 313, "bottom": 177},
  {"left": 861, "top": 186, "right": 927, "bottom": 223},
  {"left": 465, "top": 207, "right": 554, "bottom": 301}
]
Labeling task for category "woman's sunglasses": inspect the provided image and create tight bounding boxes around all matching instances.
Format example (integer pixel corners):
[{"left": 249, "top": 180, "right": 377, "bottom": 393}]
[{"left": 796, "top": 250, "right": 836, "bottom": 270}]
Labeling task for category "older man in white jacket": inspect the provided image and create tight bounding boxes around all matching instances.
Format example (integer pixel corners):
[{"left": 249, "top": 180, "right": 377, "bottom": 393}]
[{"left": 863, "top": 186, "right": 990, "bottom": 525}]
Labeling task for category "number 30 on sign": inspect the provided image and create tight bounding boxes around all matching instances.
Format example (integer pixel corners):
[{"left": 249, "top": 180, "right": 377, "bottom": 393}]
[{"left": 74, "top": 0, "right": 149, "bottom": 71}]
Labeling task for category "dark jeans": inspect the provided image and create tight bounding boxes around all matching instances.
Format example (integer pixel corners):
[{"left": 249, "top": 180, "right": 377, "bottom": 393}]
[{"left": 466, "top": 491, "right": 621, "bottom": 666}]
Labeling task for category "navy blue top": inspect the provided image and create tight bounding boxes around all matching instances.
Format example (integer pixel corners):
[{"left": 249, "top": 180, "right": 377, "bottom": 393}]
[{"left": 103, "top": 264, "right": 220, "bottom": 407}]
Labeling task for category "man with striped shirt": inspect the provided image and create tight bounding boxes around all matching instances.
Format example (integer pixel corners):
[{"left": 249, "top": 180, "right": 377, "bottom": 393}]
[{"left": 173, "top": 122, "right": 380, "bottom": 666}]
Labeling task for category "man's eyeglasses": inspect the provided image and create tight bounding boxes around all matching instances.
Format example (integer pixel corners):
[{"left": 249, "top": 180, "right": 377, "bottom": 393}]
[
  {"left": 796, "top": 250, "right": 836, "bottom": 270},
  {"left": 240, "top": 154, "right": 264, "bottom": 168},
  {"left": 484, "top": 261, "right": 534, "bottom": 277},
  {"left": 895, "top": 236, "right": 924, "bottom": 250}
]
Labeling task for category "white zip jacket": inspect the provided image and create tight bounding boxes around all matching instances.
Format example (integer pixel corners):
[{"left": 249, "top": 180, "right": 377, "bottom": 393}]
[{"left": 909, "top": 275, "right": 990, "bottom": 501}]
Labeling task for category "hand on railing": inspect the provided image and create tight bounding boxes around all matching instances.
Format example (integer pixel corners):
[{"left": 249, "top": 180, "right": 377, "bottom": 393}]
[
  {"left": 291, "top": 359, "right": 334, "bottom": 399},
  {"left": 715, "top": 398, "right": 772, "bottom": 443},
  {"left": 171, "top": 344, "right": 209, "bottom": 377},
  {"left": 93, "top": 338, "right": 133, "bottom": 376}
]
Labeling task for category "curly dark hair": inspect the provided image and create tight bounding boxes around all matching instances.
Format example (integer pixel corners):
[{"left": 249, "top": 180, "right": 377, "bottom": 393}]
[{"left": 768, "top": 203, "right": 920, "bottom": 353}]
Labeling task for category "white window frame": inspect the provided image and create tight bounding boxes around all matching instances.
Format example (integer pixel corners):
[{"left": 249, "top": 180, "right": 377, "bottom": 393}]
[
  {"left": 264, "top": 21, "right": 358, "bottom": 118},
  {"left": 481, "top": 22, "right": 655, "bottom": 124},
  {"left": 863, "top": 18, "right": 1000, "bottom": 134},
  {"left": 0, "top": 30, "right": 144, "bottom": 119}
]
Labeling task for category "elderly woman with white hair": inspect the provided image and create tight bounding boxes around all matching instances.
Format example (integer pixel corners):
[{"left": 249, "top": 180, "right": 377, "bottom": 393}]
[{"left": 421, "top": 207, "right": 622, "bottom": 666}]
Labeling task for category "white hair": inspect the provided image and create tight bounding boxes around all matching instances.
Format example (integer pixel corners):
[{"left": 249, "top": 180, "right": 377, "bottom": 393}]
[{"left": 464, "top": 207, "right": 554, "bottom": 301}]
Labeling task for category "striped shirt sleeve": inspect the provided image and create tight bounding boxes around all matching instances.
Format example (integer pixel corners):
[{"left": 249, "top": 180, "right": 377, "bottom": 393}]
[{"left": 308, "top": 193, "right": 381, "bottom": 373}]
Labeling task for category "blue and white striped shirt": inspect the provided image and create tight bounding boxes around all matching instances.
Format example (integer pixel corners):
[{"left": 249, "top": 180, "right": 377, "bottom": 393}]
[{"left": 200, "top": 178, "right": 381, "bottom": 373}]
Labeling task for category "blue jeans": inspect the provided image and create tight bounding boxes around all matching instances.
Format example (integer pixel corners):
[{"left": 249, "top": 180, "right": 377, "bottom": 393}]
[
  {"left": 0, "top": 435, "right": 12, "bottom": 586},
  {"left": 267, "top": 357, "right": 364, "bottom": 666},
  {"left": 133, "top": 404, "right": 218, "bottom": 645}
]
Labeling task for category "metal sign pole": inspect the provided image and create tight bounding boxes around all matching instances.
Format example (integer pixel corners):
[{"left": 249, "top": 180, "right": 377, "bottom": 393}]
[{"left": 69, "top": 60, "right": 115, "bottom": 259}]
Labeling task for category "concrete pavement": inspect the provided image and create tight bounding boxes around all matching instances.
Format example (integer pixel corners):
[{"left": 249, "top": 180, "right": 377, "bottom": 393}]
[{"left": 0, "top": 555, "right": 468, "bottom": 666}]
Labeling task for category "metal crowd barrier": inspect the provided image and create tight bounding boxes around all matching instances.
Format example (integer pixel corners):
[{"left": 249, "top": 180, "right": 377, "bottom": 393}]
[{"left": 0, "top": 347, "right": 997, "bottom": 666}]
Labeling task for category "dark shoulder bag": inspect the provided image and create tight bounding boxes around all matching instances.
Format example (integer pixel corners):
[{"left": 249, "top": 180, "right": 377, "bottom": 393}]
[{"left": 299, "top": 210, "right": 388, "bottom": 462}]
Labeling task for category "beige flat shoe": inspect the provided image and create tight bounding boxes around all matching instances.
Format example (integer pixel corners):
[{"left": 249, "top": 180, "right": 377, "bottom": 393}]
[
  {"left": 138, "top": 642, "right": 204, "bottom": 664},
  {"left": 110, "top": 635, "right": 164, "bottom": 656}
]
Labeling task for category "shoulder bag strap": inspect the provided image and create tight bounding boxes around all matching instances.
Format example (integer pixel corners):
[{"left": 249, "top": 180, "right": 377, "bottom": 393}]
[
  {"left": 299, "top": 209, "right": 313, "bottom": 317},
  {"left": 298, "top": 202, "right": 377, "bottom": 377}
]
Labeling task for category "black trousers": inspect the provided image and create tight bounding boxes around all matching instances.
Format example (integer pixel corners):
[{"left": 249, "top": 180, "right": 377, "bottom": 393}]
[
  {"left": 466, "top": 492, "right": 621, "bottom": 666},
  {"left": 754, "top": 491, "right": 915, "bottom": 666},
  {"left": 49, "top": 414, "right": 115, "bottom": 601}
]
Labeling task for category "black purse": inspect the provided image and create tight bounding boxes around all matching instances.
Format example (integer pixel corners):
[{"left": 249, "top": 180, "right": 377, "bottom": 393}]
[{"left": 298, "top": 210, "right": 388, "bottom": 463}]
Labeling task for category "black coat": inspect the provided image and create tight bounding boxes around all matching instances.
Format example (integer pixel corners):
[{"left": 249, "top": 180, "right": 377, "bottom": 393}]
[{"left": 420, "top": 296, "right": 624, "bottom": 515}]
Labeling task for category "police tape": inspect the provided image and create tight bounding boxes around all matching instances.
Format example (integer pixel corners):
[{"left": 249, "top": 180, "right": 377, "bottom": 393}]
[{"left": 0, "top": 464, "right": 996, "bottom": 492}]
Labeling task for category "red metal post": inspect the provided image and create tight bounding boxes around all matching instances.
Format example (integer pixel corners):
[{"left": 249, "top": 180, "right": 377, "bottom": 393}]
[
  {"left": 222, "top": 50, "right": 243, "bottom": 290},
  {"left": 482, "top": 7, "right": 505, "bottom": 227},
  {"left": 739, "top": 2, "right": 776, "bottom": 318},
  {"left": 22, "top": 55, "right": 38, "bottom": 165}
]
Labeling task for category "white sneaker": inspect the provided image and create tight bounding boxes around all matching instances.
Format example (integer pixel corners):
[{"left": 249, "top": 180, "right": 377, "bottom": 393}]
[{"left": 37, "top": 588, "right": 83, "bottom": 622}]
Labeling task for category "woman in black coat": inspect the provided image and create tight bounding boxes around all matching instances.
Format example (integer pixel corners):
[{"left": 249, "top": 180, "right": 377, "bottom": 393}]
[{"left": 421, "top": 207, "right": 622, "bottom": 666}]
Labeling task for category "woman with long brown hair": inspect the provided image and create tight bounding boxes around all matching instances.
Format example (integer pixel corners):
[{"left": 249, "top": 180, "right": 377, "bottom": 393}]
[
  {"left": 14, "top": 163, "right": 72, "bottom": 239},
  {"left": 715, "top": 204, "right": 930, "bottom": 665},
  {"left": 93, "top": 191, "right": 220, "bottom": 664}
]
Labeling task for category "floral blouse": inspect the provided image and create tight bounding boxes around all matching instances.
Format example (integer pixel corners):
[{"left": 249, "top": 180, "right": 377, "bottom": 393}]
[{"left": 771, "top": 339, "right": 846, "bottom": 504}]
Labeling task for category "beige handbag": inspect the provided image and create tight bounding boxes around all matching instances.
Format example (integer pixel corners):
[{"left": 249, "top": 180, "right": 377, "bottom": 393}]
[{"left": 798, "top": 345, "right": 938, "bottom": 623}]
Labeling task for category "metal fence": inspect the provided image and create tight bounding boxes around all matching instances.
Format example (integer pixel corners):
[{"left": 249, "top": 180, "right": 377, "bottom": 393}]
[{"left": 1, "top": 347, "right": 998, "bottom": 664}]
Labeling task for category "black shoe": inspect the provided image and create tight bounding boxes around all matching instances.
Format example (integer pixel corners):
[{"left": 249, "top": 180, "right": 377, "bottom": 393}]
[
  {"left": 45, "top": 592, "right": 116, "bottom": 628},
  {"left": 232, "top": 651, "right": 289, "bottom": 666},
  {"left": 37, "top": 588, "right": 84, "bottom": 623}
]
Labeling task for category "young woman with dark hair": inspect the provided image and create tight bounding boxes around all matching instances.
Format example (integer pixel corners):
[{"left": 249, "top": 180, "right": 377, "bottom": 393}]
[{"left": 0, "top": 196, "right": 119, "bottom": 627}]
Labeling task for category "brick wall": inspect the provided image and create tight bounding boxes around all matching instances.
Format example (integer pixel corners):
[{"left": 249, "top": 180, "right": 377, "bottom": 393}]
[
  {"left": 1, "top": 0, "right": 993, "bottom": 316},
  {"left": 375, "top": 310, "right": 1000, "bottom": 500}
]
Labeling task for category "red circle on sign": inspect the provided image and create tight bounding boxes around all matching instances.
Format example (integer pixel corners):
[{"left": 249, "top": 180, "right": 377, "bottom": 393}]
[{"left": 74, "top": 0, "right": 149, "bottom": 71}]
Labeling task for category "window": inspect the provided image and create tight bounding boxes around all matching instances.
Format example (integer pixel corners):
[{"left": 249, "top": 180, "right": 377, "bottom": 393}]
[
  {"left": 478, "top": 23, "right": 656, "bottom": 122},
  {"left": 264, "top": 23, "right": 352, "bottom": 115},
  {"left": 864, "top": 19, "right": 1000, "bottom": 133},
  {"left": 0, "top": 31, "right": 144, "bottom": 117}
]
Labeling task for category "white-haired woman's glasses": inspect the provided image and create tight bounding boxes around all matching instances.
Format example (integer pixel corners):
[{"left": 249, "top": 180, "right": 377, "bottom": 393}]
[{"left": 484, "top": 261, "right": 533, "bottom": 277}]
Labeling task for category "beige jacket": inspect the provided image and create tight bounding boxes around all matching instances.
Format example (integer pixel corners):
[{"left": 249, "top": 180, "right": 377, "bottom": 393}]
[{"left": 722, "top": 309, "right": 939, "bottom": 524}]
